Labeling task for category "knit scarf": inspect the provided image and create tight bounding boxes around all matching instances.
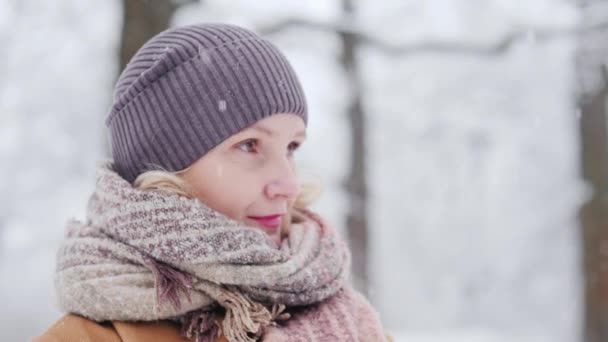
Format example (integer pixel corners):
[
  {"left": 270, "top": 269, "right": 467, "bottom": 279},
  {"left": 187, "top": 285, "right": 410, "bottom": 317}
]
[{"left": 55, "top": 161, "right": 387, "bottom": 341}]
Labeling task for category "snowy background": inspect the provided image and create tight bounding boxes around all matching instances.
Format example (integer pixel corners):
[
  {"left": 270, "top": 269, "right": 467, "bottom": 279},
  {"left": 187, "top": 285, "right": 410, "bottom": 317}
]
[{"left": 0, "top": 1, "right": 590, "bottom": 341}]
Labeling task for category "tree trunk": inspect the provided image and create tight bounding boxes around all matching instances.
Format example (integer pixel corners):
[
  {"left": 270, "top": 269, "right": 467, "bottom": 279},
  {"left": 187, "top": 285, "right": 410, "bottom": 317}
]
[
  {"left": 579, "top": 79, "right": 608, "bottom": 342},
  {"left": 340, "top": 0, "right": 369, "bottom": 295},
  {"left": 119, "top": 0, "right": 184, "bottom": 72},
  {"left": 577, "top": 1, "right": 608, "bottom": 340}
]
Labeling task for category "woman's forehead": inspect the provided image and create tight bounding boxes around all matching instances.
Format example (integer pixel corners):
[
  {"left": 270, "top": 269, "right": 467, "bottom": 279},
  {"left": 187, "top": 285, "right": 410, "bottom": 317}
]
[{"left": 239, "top": 115, "right": 307, "bottom": 138}]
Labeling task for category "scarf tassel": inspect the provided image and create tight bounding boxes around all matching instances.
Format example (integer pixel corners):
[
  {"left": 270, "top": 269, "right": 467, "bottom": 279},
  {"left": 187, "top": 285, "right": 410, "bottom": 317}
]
[
  {"left": 146, "top": 259, "right": 290, "bottom": 341},
  {"left": 145, "top": 257, "right": 193, "bottom": 311},
  {"left": 218, "top": 286, "right": 290, "bottom": 342},
  {"left": 180, "top": 310, "right": 222, "bottom": 342},
  {"left": 179, "top": 289, "right": 290, "bottom": 342}
]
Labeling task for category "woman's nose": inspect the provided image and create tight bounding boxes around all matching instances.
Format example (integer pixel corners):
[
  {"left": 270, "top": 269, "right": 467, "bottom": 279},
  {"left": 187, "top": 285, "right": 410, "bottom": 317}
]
[{"left": 264, "top": 159, "right": 299, "bottom": 200}]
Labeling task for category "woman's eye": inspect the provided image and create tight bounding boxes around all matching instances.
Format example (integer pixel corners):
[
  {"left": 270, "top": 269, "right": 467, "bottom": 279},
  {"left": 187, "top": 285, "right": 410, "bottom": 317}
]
[{"left": 237, "top": 139, "right": 258, "bottom": 153}]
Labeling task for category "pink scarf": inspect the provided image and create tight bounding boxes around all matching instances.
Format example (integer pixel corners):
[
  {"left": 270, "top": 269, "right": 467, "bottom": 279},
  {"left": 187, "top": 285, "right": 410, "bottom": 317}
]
[{"left": 54, "top": 161, "right": 387, "bottom": 341}]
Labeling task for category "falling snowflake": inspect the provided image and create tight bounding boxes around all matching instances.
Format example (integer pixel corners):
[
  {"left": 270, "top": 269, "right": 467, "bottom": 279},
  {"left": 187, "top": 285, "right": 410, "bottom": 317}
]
[
  {"left": 218, "top": 100, "right": 227, "bottom": 112},
  {"left": 199, "top": 45, "right": 212, "bottom": 64}
]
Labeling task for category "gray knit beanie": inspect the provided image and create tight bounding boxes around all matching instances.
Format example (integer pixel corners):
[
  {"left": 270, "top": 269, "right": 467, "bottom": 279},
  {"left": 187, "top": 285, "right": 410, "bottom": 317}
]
[{"left": 105, "top": 23, "right": 308, "bottom": 183}]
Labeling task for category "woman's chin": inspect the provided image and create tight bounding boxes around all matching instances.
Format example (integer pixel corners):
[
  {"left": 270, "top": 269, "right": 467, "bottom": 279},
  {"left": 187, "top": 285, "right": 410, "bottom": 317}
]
[
  {"left": 245, "top": 220, "right": 280, "bottom": 242},
  {"left": 267, "top": 231, "right": 281, "bottom": 247}
]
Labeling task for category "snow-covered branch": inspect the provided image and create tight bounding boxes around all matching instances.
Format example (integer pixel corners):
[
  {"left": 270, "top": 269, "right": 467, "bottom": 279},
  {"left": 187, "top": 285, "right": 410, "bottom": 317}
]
[{"left": 260, "top": 16, "right": 608, "bottom": 56}]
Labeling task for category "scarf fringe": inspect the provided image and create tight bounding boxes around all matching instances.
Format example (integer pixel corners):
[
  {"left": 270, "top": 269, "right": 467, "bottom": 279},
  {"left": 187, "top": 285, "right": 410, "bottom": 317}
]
[
  {"left": 145, "top": 257, "right": 193, "bottom": 312},
  {"left": 180, "top": 310, "right": 222, "bottom": 342},
  {"left": 177, "top": 286, "right": 290, "bottom": 342},
  {"left": 146, "top": 258, "right": 291, "bottom": 341},
  {"left": 218, "top": 286, "right": 290, "bottom": 342}
]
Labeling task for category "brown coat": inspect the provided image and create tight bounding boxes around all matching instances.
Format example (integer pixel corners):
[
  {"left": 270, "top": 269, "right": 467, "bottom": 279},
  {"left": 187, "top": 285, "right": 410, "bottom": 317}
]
[{"left": 32, "top": 314, "right": 229, "bottom": 342}]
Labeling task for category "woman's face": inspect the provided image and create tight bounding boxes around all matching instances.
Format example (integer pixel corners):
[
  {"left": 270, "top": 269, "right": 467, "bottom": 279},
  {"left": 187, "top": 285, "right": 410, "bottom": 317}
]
[{"left": 180, "top": 113, "right": 306, "bottom": 245}]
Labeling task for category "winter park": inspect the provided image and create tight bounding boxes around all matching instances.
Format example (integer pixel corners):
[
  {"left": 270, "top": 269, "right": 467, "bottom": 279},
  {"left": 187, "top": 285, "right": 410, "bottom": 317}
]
[{"left": 2, "top": 0, "right": 608, "bottom": 341}]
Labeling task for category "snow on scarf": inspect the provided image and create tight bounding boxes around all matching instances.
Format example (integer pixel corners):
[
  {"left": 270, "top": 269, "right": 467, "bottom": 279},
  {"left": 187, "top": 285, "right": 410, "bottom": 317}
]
[{"left": 54, "top": 161, "right": 387, "bottom": 341}]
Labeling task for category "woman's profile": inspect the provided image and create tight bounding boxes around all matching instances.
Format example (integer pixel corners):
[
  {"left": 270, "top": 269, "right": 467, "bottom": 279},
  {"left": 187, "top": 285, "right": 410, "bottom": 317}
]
[{"left": 34, "top": 23, "right": 389, "bottom": 342}]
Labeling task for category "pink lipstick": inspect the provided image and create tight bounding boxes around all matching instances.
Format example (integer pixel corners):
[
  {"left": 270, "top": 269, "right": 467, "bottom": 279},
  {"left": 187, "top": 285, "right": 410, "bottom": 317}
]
[{"left": 247, "top": 214, "right": 282, "bottom": 230}]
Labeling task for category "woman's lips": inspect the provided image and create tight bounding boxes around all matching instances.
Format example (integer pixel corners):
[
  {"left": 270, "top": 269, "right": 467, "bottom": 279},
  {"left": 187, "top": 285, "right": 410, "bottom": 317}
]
[{"left": 247, "top": 214, "right": 282, "bottom": 230}]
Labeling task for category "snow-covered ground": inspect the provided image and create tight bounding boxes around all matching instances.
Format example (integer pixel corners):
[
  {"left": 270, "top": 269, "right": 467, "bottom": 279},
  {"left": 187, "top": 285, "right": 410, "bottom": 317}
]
[{"left": 0, "top": 1, "right": 587, "bottom": 341}]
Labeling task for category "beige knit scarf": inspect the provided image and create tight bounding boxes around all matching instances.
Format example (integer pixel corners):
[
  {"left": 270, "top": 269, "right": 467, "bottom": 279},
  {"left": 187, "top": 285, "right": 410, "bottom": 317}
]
[{"left": 54, "top": 161, "right": 351, "bottom": 342}]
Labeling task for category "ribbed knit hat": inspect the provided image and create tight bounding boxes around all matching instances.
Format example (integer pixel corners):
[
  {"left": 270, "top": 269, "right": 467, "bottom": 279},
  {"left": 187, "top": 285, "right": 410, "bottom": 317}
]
[{"left": 105, "top": 23, "right": 308, "bottom": 183}]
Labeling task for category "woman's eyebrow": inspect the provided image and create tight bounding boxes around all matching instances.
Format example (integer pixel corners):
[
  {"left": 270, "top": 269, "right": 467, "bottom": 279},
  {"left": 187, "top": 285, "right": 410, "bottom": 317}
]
[{"left": 250, "top": 125, "right": 307, "bottom": 138}]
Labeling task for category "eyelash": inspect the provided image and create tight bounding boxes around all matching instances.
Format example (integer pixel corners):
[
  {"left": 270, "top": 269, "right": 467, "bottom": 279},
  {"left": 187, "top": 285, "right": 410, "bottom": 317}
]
[{"left": 237, "top": 139, "right": 301, "bottom": 155}]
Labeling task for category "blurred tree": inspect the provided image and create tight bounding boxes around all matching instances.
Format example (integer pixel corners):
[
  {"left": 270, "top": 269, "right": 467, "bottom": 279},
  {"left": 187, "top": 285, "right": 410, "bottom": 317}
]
[
  {"left": 578, "top": 71, "right": 608, "bottom": 342},
  {"left": 339, "top": 0, "right": 369, "bottom": 296},
  {"left": 576, "top": 1, "right": 608, "bottom": 340},
  {"left": 120, "top": 0, "right": 197, "bottom": 72}
]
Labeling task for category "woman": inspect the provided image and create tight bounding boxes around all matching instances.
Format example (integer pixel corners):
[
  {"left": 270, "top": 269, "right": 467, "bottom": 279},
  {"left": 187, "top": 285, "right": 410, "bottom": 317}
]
[{"left": 34, "top": 23, "right": 389, "bottom": 342}]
